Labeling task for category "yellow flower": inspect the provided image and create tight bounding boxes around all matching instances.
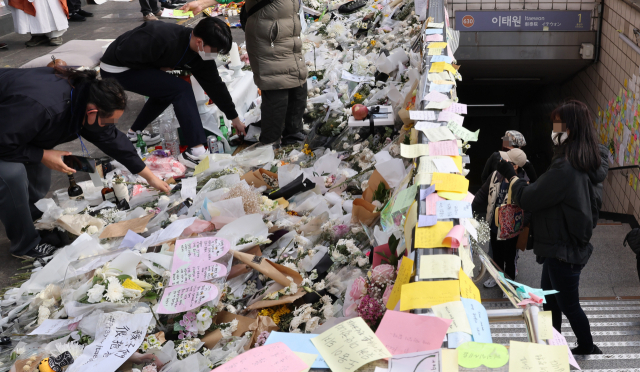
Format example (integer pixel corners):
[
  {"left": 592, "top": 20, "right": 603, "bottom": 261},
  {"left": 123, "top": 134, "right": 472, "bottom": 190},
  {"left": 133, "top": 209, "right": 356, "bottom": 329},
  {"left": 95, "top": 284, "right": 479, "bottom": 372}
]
[
  {"left": 354, "top": 93, "right": 363, "bottom": 100},
  {"left": 370, "top": 40, "right": 376, "bottom": 46},
  {"left": 351, "top": 101, "right": 355, "bottom": 105}
]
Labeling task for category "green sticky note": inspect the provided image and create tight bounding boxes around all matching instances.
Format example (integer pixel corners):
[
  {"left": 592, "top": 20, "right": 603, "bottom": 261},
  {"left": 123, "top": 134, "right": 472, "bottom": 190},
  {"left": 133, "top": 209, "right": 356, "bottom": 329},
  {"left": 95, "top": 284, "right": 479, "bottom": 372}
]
[
  {"left": 457, "top": 342, "right": 509, "bottom": 368},
  {"left": 173, "top": 10, "right": 193, "bottom": 17},
  {"left": 392, "top": 184, "right": 417, "bottom": 213}
]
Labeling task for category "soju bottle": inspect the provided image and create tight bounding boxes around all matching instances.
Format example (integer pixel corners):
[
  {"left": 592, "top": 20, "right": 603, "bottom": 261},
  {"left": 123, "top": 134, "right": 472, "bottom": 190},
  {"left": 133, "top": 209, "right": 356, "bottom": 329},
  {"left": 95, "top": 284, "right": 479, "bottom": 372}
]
[
  {"left": 136, "top": 131, "right": 147, "bottom": 154},
  {"left": 219, "top": 116, "right": 229, "bottom": 141}
]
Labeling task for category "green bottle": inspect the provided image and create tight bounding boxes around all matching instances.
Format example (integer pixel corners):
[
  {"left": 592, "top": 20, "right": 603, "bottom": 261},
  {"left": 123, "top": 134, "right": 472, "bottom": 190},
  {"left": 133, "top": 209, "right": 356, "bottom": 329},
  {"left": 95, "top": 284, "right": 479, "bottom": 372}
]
[
  {"left": 136, "top": 131, "right": 147, "bottom": 154},
  {"left": 219, "top": 116, "right": 229, "bottom": 141}
]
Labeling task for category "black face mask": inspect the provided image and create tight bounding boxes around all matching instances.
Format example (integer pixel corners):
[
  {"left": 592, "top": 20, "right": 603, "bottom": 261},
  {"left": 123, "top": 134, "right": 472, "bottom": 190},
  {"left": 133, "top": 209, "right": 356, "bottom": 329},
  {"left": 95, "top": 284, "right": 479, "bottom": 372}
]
[{"left": 84, "top": 113, "right": 112, "bottom": 133}]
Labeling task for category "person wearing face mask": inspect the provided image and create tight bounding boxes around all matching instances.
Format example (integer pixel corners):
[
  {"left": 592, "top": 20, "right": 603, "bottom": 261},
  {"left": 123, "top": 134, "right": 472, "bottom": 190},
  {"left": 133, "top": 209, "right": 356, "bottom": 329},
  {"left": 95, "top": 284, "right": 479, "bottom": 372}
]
[
  {"left": 495, "top": 100, "right": 606, "bottom": 356},
  {"left": 100, "top": 18, "right": 246, "bottom": 168},
  {"left": 480, "top": 130, "right": 538, "bottom": 184},
  {"left": 0, "top": 66, "right": 170, "bottom": 260}
]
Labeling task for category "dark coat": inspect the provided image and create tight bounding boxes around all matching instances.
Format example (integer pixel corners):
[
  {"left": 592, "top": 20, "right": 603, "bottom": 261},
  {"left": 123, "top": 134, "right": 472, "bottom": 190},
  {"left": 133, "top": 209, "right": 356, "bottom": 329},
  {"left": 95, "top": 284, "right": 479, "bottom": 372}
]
[{"left": 0, "top": 67, "right": 146, "bottom": 174}]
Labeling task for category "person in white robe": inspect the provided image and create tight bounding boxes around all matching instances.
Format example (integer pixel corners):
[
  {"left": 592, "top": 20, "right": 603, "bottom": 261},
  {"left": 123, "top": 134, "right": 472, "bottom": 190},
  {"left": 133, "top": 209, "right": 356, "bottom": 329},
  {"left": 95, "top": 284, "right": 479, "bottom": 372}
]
[{"left": 8, "top": 0, "right": 68, "bottom": 46}]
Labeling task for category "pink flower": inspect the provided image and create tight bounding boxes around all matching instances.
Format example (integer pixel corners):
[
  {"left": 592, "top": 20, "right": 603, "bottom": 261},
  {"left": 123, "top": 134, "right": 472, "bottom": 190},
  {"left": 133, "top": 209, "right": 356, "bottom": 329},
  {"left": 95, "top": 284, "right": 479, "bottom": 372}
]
[
  {"left": 382, "top": 285, "right": 393, "bottom": 304},
  {"left": 143, "top": 365, "right": 157, "bottom": 372},
  {"left": 349, "top": 277, "right": 367, "bottom": 301},
  {"left": 356, "top": 295, "right": 386, "bottom": 329},
  {"left": 371, "top": 264, "right": 395, "bottom": 284}
]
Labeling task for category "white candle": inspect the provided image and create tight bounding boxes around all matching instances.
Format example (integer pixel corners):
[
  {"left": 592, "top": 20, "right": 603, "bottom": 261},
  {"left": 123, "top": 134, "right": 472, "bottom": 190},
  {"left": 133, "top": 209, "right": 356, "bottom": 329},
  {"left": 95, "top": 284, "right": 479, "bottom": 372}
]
[{"left": 229, "top": 42, "right": 242, "bottom": 66}]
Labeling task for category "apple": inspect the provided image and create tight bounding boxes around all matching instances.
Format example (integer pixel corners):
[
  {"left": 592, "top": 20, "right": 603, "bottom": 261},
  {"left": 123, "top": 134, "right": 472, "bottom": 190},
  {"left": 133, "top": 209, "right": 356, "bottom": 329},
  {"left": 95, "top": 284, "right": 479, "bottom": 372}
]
[
  {"left": 46, "top": 55, "right": 67, "bottom": 68},
  {"left": 351, "top": 104, "right": 369, "bottom": 120}
]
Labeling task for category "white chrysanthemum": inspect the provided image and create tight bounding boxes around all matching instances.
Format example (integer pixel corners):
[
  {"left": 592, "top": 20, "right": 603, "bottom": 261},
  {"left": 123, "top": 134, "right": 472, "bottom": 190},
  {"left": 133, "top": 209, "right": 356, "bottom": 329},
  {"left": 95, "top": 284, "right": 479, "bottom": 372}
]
[
  {"left": 37, "top": 306, "right": 51, "bottom": 324},
  {"left": 289, "top": 315, "right": 303, "bottom": 331},
  {"left": 326, "top": 22, "right": 346, "bottom": 36},
  {"left": 87, "top": 284, "right": 105, "bottom": 303},
  {"left": 357, "top": 256, "right": 369, "bottom": 267},
  {"left": 105, "top": 277, "right": 124, "bottom": 303},
  {"left": 314, "top": 280, "right": 326, "bottom": 291},
  {"left": 306, "top": 317, "right": 321, "bottom": 332},
  {"left": 197, "top": 308, "right": 212, "bottom": 322},
  {"left": 55, "top": 342, "right": 85, "bottom": 360},
  {"left": 86, "top": 225, "right": 99, "bottom": 235},
  {"left": 353, "top": 56, "right": 370, "bottom": 75}
]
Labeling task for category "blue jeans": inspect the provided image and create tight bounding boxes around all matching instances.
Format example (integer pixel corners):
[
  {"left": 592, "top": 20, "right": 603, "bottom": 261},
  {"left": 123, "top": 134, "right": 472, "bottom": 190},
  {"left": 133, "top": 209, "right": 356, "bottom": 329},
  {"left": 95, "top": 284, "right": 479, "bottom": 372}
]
[{"left": 541, "top": 258, "right": 593, "bottom": 348}]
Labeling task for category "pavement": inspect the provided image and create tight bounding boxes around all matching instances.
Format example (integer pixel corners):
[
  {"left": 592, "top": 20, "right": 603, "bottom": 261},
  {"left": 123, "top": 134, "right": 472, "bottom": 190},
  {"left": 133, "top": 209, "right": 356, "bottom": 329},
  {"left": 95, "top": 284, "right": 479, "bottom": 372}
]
[{"left": 0, "top": 1, "right": 244, "bottom": 289}]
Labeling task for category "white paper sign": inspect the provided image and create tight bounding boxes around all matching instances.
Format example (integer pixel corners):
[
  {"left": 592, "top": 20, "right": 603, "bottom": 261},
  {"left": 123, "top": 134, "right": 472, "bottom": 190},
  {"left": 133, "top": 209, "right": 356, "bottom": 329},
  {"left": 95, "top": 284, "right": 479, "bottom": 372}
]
[
  {"left": 432, "top": 157, "right": 460, "bottom": 173},
  {"left": 68, "top": 312, "right": 152, "bottom": 372},
  {"left": 341, "top": 70, "right": 374, "bottom": 83},
  {"left": 409, "top": 110, "right": 437, "bottom": 121},
  {"left": 181, "top": 177, "right": 197, "bottom": 200},
  {"left": 29, "top": 315, "right": 84, "bottom": 335},
  {"left": 415, "top": 122, "right": 442, "bottom": 131}
]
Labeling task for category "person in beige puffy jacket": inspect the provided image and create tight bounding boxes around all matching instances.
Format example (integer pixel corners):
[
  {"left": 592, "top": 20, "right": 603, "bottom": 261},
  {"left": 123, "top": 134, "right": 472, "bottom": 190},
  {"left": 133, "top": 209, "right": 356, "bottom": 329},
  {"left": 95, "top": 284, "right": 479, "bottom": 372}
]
[{"left": 183, "top": 0, "right": 308, "bottom": 146}]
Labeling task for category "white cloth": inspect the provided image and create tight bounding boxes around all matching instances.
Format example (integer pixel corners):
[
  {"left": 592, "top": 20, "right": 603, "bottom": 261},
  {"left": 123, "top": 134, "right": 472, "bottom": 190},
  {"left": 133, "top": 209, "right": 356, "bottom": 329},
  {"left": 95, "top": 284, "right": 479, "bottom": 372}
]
[
  {"left": 99, "top": 62, "right": 130, "bottom": 74},
  {"left": 9, "top": 0, "right": 68, "bottom": 35}
]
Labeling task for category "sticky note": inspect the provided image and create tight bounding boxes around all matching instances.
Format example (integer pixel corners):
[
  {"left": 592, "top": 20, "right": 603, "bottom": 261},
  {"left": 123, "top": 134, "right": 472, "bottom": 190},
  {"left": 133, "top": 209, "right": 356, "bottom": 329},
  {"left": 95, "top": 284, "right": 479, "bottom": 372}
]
[
  {"left": 431, "top": 55, "right": 453, "bottom": 63},
  {"left": 509, "top": 341, "right": 569, "bottom": 372},
  {"left": 443, "top": 103, "right": 468, "bottom": 114},
  {"left": 442, "top": 349, "right": 458, "bottom": 372},
  {"left": 432, "top": 301, "right": 472, "bottom": 334},
  {"left": 430, "top": 83, "right": 455, "bottom": 93},
  {"left": 425, "top": 192, "right": 444, "bottom": 214},
  {"left": 311, "top": 317, "right": 391, "bottom": 372},
  {"left": 264, "top": 332, "right": 327, "bottom": 369},
  {"left": 392, "top": 185, "right": 418, "bottom": 213},
  {"left": 212, "top": 342, "right": 308, "bottom": 372},
  {"left": 443, "top": 225, "right": 466, "bottom": 248},
  {"left": 428, "top": 42, "right": 447, "bottom": 49},
  {"left": 457, "top": 342, "right": 509, "bottom": 368},
  {"left": 432, "top": 157, "right": 460, "bottom": 173},
  {"left": 401, "top": 143, "right": 429, "bottom": 158},
  {"left": 548, "top": 328, "right": 581, "bottom": 370},
  {"left": 426, "top": 34, "right": 444, "bottom": 42},
  {"left": 399, "top": 280, "right": 460, "bottom": 311},
  {"left": 459, "top": 269, "right": 481, "bottom": 303},
  {"left": 419, "top": 255, "right": 461, "bottom": 280},
  {"left": 415, "top": 172, "right": 432, "bottom": 185},
  {"left": 448, "top": 332, "right": 472, "bottom": 348},
  {"left": 459, "top": 245, "right": 475, "bottom": 277},
  {"left": 409, "top": 110, "right": 437, "bottom": 121},
  {"left": 415, "top": 221, "right": 453, "bottom": 248},
  {"left": 375, "top": 311, "right": 450, "bottom": 355},
  {"left": 439, "top": 111, "right": 464, "bottom": 126},
  {"left": 430, "top": 62, "right": 445, "bottom": 73},
  {"left": 293, "top": 352, "right": 317, "bottom": 372},
  {"left": 538, "top": 311, "right": 553, "bottom": 340},
  {"left": 418, "top": 215, "right": 437, "bottom": 227},
  {"left": 420, "top": 184, "right": 436, "bottom": 200},
  {"left": 438, "top": 190, "right": 468, "bottom": 201},
  {"left": 447, "top": 123, "right": 479, "bottom": 142},
  {"left": 386, "top": 257, "right": 414, "bottom": 310},
  {"left": 432, "top": 173, "right": 469, "bottom": 193},
  {"left": 428, "top": 48, "right": 443, "bottom": 56},
  {"left": 424, "top": 91, "right": 449, "bottom": 102},
  {"left": 429, "top": 140, "right": 459, "bottom": 156},
  {"left": 436, "top": 201, "right": 472, "bottom": 219},
  {"left": 461, "top": 298, "right": 492, "bottom": 343},
  {"left": 425, "top": 100, "right": 454, "bottom": 110},
  {"left": 424, "top": 28, "right": 443, "bottom": 35},
  {"left": 173, "top": 9, "right": 194, "bottom": 17},
  {"left": 193, "top": 154, "right": 210, "bottom": 175}
]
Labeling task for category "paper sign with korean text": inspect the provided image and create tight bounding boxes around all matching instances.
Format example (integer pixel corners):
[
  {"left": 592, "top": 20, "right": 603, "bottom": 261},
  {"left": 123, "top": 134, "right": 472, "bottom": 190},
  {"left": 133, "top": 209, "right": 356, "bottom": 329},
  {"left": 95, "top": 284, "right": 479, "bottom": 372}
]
[
  {"left": 169, "top": 237, "right": 230, "bottom": 286},
  {"left": 157, "top": 282, "right": 219, "bottom": 314}
]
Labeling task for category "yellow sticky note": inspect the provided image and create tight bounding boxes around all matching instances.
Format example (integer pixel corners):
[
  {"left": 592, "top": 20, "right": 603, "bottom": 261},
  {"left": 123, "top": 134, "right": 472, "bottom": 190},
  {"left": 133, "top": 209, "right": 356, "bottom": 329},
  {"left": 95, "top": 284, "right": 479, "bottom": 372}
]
[
  {"left": 428, "top": 42, "right": 448, "bottom": 49},
  {"left": 443, "top": 63, "right": 458, "bottom": 75},
  {"left": 428, "top": 48, "right": 443, "bottom": 56},
  {"left": 509, "top": 341, "right": 569, "bottom": 372},
  {"left": 193, "top": 155, "right": 210, "bottom": 175},
  {"left": 432, "top": 300, "right": 472, "bottom": 334},
  {"left": 442, "top": 349, "right": 459, "bottom": 372},
  {"left": 311, "top": 318, "right": 391, "bottom": 372},
  {"left": 437, "top": 190, "right": 467, "bottom": 200},
  {"left": 415, "top": 221, "right": 453, "bottom": 248},
  {"left": 432, "top": 173, "right": 469, "bottom": 193},
  {"left": 415, "top": 172, "right": 432, "bottom": 185},
  {"left": 459, "top": 269, "right": 481, "bottom": 303},
  {"left": 418, "top": 255, "right": 461, "bottom": 280},
  {"left": 401, "top": 143, "right": 429, "bottom": 158},
  {"left": 404, "top": 202, "right": 417, "bottom": 253},
  {"left": 293, "top": 352, "right": 317, "bottom": 372},
  {"left": 386, "top": 256, "right": 414, "bottom": 310},
  {"left": 538, "top": 311, "right": 553, "bottom": 340},
  {"left": 430, "top": 62, "right": 445, "bottom": 73},
  {"left": 459, "top": 245, "right": 475, "bottom": 277},
  {"left": 399, "top": 280, "right": 460, "bottom": 311}
]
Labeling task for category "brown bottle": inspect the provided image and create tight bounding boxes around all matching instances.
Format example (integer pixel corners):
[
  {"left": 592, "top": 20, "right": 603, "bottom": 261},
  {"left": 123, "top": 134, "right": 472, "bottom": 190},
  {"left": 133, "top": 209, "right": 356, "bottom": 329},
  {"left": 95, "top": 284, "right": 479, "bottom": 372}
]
[
  {"left": 67, "top": 173, "right": 83, "bottom": 200},
  {"left": 101, "top": 180, "right": 117, "bottom": 202}
]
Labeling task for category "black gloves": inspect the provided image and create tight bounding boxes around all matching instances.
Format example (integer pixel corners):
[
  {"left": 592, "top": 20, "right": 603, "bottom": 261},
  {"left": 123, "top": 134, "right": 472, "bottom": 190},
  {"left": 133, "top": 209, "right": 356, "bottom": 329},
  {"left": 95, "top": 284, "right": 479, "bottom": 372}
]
[
  {"left": 522, "top": 161, "right": 538, "bottom": 183},
  {"left": 496, "top": 160, "right": 517, "bottom": 181}
]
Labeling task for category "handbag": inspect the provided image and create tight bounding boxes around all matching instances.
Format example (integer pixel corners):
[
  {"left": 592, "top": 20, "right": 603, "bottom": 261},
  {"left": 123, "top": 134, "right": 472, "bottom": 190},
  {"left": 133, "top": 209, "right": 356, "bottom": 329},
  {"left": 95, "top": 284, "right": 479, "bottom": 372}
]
[
  {"left": 516, "top": 225, "right": 530, "bottom": 251},
  {"left": 624, "top": 228, "right": 640, "bottom": 256},
  {"left": 494, "top": 179, "right": 524, "bottom": 240}
]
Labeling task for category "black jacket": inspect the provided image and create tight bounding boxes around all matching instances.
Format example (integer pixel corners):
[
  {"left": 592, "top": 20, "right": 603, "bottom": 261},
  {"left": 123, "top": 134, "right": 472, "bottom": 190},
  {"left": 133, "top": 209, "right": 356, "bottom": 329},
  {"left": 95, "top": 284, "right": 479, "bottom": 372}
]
[
  {"left": 481, "top": 151, "right": 538, "bottom": 184},
  {"left": 0, "top": 68, "right": 146, "bottom": 174},
  {"left": 511, "top": 153, "right": 605, "bottom": 265},
  {"left": 101, "top": 22, "right": 238, "bottom": 121},
  {"left": 472, "top": 168, "right": 531, "bottom": 227}
]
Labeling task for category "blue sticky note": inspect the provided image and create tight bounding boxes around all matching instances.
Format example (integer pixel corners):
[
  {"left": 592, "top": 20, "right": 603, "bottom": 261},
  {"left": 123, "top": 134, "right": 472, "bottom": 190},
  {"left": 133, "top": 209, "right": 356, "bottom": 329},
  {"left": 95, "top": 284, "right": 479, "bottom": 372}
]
[
  {"left": 461, "top": 298, "right": 492, "bottom": 344},
  {"left": 418, "top": 215, "right": 437, "bottom": 227},
  {"left": 420, "top": 184, "right": 436, "bottom": 200},
  {"left": 501, "top": 275, "right": 559, "bottom": 304},
  {"left": 264, "top": 331, "right": 328, "bottom": 368},
  {"left": 436, "top": 200, "right": 473, "bottom": 219},
  {"left": 447, "top": 331, "right": 472, "bottom": 348},
  {"left": 430, "top": 55, "right": 453, "bottom": 64},
  {"left": 424, "top": 29, "right": 443, "bottom": 35},
  {"left": 429, "top": 83, "right": 455, "bottom": 93}
]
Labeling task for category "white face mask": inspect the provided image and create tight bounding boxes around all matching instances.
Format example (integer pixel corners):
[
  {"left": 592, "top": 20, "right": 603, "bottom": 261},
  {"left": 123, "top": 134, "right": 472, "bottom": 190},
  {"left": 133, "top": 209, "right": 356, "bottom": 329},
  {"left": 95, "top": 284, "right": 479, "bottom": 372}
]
[
  {"left": 551, "top": 131, "right": 568, "bottom": 145},
  {"left": 198, "top": 44, "right": 217, "bottom": 61}
]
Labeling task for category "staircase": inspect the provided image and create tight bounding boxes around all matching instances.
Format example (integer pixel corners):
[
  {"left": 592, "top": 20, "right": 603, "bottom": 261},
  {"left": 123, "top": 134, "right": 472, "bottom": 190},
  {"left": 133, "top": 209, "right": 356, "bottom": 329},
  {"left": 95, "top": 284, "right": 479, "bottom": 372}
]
[{"left": 485, "top": 298, "right": 640, "bottom": 370}]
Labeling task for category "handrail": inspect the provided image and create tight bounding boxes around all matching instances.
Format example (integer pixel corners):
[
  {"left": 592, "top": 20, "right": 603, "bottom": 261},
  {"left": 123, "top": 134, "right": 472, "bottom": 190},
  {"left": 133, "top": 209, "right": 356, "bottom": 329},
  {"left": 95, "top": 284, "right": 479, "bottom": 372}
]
[{"left": 609, "top": 165, "right": 640, "bottom": 171}]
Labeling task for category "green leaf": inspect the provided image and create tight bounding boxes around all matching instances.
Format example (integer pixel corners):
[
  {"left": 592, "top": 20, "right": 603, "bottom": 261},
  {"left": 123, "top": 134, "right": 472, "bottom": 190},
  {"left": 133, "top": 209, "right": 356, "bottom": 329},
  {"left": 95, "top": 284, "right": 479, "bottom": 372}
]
[
  {"left": 143, "top": 291, "right": 158, "bottom": 300},
  {"left": 117, "top": 274, "right": 132, "bottom": 282},
  {"left": 173, "top": 323, "right": 185, "bottom": 332}
]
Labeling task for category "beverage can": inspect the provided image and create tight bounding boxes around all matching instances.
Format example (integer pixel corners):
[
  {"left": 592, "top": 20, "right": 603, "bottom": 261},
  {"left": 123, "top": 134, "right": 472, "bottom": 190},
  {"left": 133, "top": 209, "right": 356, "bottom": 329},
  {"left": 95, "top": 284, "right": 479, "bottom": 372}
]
[{"left": 208, "top": 135, "right": 224, "bottom": 154}]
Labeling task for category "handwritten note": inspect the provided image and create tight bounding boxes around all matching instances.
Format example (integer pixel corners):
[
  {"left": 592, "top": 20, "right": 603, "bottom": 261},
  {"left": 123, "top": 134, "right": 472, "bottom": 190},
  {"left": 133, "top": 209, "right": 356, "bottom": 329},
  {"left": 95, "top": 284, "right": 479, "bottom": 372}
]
[
  {"left": 409, "top": 110, "right": 437, "bottom": 121},
  {"left": 448, "top": 332, "right": 472, "bottom": 348},
  {"left": 264, "top": 332, "right": 327, "bottom": 369},
  {"left": 459, "top": 245, "right": 475, "bottom": 277},
  {"left": 548, "top": 328, "right": 581, "bottom": 370},
  {"left": 438, "top": 190, "right": 468, "bottom": 201},
  {"left": 193, "top": 155, "right": 210, "bottom": 175},
  {"left": 375, "top": 311, "right": 450, "bottom": 355},
  {"left": 428, "top": 48, "right": 443, "bottom": 56},
  {"left": 438, "top": 111, "right": 464, "bottom": 126},
  {"left": 418, "top": 215, "right": 437, "bottom": 227},
  {"left": 67, "top": 312, "right": 152, "bottom": 372},
  {"left": 415, "top": 221, "right": 453, "bottom": 248},
  {"left": 430, "top": 83, "right": 454, "bottom": 93},
  {"left": 428, "top": 41, "right": 448, "bottom": 49},
  {"left": 509, "top": 341, "right": 569, "bottom": 372},
  {"left": 424, "top": 91, "right": 449, "bottom": 102},
  {"left": 429, "top": 140, "right": 459, "bottom": 156},
  {"left": 311, "top": 317, "right": 391, "bottom": 372},
  {"left": 443, "top": 225, "right": 465, "bottom": 248},
  {"left": 461, "top": 298, "right": 492, "bottom": 343},
  {"left": 447, "top": 122, "right": 479, "bottom": 141},
  {"left": 386, "top": 257, "right": 414, "bottom": 309},
  {"left": 426, "top": 34, "right": 444, "bottom": 42},
  {"left": 457, "top": 342, "right": 509, "bottom": 368},
  {"left": 400, "top": 280, "right": 460, "bottom": 311},
  {"left": 388, "top": 349, "right": 441, "bottom": 372},
  {"left": 443, "top": 103, "right": 467, "bottom": 114},
  {"left": 432, "top": 173, "right": 469, "bottom": 193},
  {"left": 419, "top": 156, "right": 462, "bottom": 174},
  {"left": 401, "top": 143, "right": 429, "bottom": 158},
  {"left": 459, "top": 269, "right": 481, "bottom": 303},
  {"left": 431, "top": 55, "right": 453, "bottom": 63},
  {"left": 415, "top": 121, "right": 442, "bottom": 131},
  {"left": 425, "top": 100, "right": 453, "bottom": 110},
  {"left": 170, "top": 237, "right": 230, "bottom": 286},
  {"left": 157, "top": 282, "right": 219, "bottom": 314},
  {"left": 30, "top": 315, "right": 84, "bottom": 335},
  {"left": 419, "top": 255, "right": 460, "bottom": 279},
  {"left": 415, "top": 172, "right": 432, "bottom": 186},
  {"left": 424, "top": 28, "right": 443, "bottom": 35},
  {"left": 538, "top": 311, "right": 553, "bottom": 340},
  {"left": 430, "top": 62, "right": 445, "bottom": 73},
  {"left": 436, "top": 201, "right": 472, "bottom": 219},
  {"left": 432, "top": 157, "right": 460, "bottom": 173},
  {"left": 432, "top": 301, "right": 472, "bottom": 334},
  {"left": 213, "top": 342, "right": 308, "bottom": 372}
]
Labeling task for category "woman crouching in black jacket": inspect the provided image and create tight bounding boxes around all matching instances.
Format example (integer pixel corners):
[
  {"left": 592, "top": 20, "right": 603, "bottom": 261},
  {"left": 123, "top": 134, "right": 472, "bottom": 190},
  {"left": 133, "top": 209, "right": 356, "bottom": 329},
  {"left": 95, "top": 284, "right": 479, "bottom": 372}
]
[{"left": 495, "top": 100, "right": 605, "bottom": 355}]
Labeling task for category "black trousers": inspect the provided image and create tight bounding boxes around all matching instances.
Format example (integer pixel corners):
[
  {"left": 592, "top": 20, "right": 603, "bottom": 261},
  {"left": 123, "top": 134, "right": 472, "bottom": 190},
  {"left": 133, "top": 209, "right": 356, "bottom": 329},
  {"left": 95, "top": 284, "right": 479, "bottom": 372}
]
[
  {"left": 102, "top": 69, "right": 207, "bottom": 147},
  {"left": 139, "top": 0, "right": 159, "bottom": 15},
  {"left": 259, "top": 82, "right": 307, "bottom": 144},
  {"left": 0, "top": 160, "right": 50, "bottom": 255},
  {"left": 490, "top": 230, "right": 518, "bottom": 279},
  {"left": 67, "top": 0, "right": 81, "bottom": 13}
]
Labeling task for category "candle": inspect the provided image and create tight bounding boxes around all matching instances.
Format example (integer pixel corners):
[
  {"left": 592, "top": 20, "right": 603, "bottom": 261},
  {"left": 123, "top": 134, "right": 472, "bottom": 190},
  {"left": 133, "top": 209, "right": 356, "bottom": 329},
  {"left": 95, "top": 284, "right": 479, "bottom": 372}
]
[{"left": 229, "top": 42, "right": 242, "bottom": 66}]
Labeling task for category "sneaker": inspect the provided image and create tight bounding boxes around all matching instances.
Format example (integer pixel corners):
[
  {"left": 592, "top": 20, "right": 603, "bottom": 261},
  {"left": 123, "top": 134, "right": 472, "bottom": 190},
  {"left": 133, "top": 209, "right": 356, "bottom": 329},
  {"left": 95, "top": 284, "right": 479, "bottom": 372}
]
[
  {"left": 25, "top": 35, "right": 49, "bottom": 47},
  {"left": 69, "top": 12, "right": 86, "bottom": 21},
  {"left": 281, "top": 132, "right": 306, "bottom": 146},
  {"left": 179, "top": 147, "right": 209, "bottom": 168},
  {"left": 77, "top": 9, "right": 93, "bottom": 17},
  {"left": 484, "top": 278, "right": 497, "bottom": 288},
  {"left": 13, "top": 243, "right": 60, "bottom": 260},
  {"left": 154, "top": 10, "right": 163, "bottom": 16},
  {"left": 0, "top": 43, "right": 7, "bottom": 49},
  {"left": 571, "top": 344, "right": 603, "bottom": 355},
  {"left": 49, "top": 37, "right": 63, "bottom": 46},
  {"left": 143, "top": 13, "right": 158, "bottom": 21},
  {"left": 127, "top": 130, "right": 161, "bottom": 145},
  {"left": 160, "top": 2, "right": 176, "bottom": 8}
]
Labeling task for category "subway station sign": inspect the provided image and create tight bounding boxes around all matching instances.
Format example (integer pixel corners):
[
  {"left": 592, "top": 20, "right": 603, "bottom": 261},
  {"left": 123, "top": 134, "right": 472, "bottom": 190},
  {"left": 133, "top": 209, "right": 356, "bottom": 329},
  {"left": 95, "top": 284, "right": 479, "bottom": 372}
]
[{"left": 457, "top": 11, "right": 591, "bottom": 31}]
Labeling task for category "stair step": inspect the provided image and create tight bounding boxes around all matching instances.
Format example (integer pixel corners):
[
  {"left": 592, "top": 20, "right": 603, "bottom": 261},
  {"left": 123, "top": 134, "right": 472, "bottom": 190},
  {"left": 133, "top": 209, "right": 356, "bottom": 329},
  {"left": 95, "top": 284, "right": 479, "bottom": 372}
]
[
  {"left": 491, "top": 330, "right": 640, "bottom": 338},
  {"left": 490, "top": 321, "right": 640, "bottom": 329}
]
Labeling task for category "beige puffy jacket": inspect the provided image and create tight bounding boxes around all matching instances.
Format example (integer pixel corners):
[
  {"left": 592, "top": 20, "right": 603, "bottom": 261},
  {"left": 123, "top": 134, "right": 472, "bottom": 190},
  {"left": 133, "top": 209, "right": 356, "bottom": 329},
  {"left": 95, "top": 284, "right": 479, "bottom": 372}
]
[{"left": 244, "top": 0, "right": 308, "bottom": 91}]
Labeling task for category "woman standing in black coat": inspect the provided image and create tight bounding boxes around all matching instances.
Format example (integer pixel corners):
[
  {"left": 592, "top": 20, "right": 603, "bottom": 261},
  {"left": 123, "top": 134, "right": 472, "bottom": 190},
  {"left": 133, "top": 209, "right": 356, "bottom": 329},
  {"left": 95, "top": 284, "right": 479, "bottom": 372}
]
[{"left": 495, "top": 100, "right": 605, "bottom": 355}]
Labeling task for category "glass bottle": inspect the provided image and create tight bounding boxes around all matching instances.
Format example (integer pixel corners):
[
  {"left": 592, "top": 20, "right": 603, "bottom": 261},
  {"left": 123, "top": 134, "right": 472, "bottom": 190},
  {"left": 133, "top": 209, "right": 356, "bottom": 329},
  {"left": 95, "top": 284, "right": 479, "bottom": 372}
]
[
  {"left": 101, "top": 180, "right": 117, "bottom": 202},
  {"left": 136, "top": 131, "right": 147, "bottom": 154},
  {"left": 219, "top": 115, "right": 229, "bottom": 141},
  {"left": 67, "top": 173, "right": 83, "bottom": 200}
]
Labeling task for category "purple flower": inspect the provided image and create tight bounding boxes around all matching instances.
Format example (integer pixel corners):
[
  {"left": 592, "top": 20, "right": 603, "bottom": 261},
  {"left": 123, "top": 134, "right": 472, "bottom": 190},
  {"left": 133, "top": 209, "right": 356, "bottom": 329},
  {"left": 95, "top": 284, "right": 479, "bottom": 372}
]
[
  {"left": 333, "top": 224, "right": 349, "bottom": 238},
  {"left": 356, "top": 295, "right": 386, "bottom": 329}
]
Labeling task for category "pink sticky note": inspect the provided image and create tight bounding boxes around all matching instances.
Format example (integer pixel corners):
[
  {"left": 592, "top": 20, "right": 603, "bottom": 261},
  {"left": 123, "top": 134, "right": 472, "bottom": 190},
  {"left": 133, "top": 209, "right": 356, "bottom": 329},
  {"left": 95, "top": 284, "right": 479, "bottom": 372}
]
[
  {"left": 426, "top": 34, "right": 444, "bottom": 42},
  {"left": 442, "top": 225, "right": 465, "bottom": 248},
  {"left": 170, "top": 237, "right": 230, "bottom": 286},
  {"left": 157, "top": 282, "right": 219, "bottom": 314},
  {"left": 424, "top": 91, "right": 449, "bottom": 102},
  {"left": 212, "top": 342, "right": 308, "bottom": 372},
  {"left": 548, "top": 328, "right": 581, "bottom": 370},
  {"left": 443, "top": 103, "right": 468, "bottom": 114},
  {"left": 528, "top": 292, "right": 544, "bottom": 303},
  {"left": 428, "top": 140, "right": 459, "bottom": 156},
  {"left": 463, "top": 192, "right": 475, "bottom": 203},
  {"left": 438, "top": 111, "right": 464, "bottom": 126},
  {"left": 425, "top": 193, "right": 445, "bottom": 215},
  {"left": 375, "top": 310, "right": 451, "bottom": 355}
]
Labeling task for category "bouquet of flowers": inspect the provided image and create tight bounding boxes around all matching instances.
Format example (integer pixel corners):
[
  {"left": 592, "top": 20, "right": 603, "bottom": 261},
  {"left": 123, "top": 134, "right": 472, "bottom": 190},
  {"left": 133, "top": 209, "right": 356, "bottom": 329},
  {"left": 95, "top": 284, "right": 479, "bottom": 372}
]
[
  {"left": 79, "top": 263, "right": 152, "bottom": 304},
  {"left": 347, "top": 264, "right": 397, "bottom": 330}
]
